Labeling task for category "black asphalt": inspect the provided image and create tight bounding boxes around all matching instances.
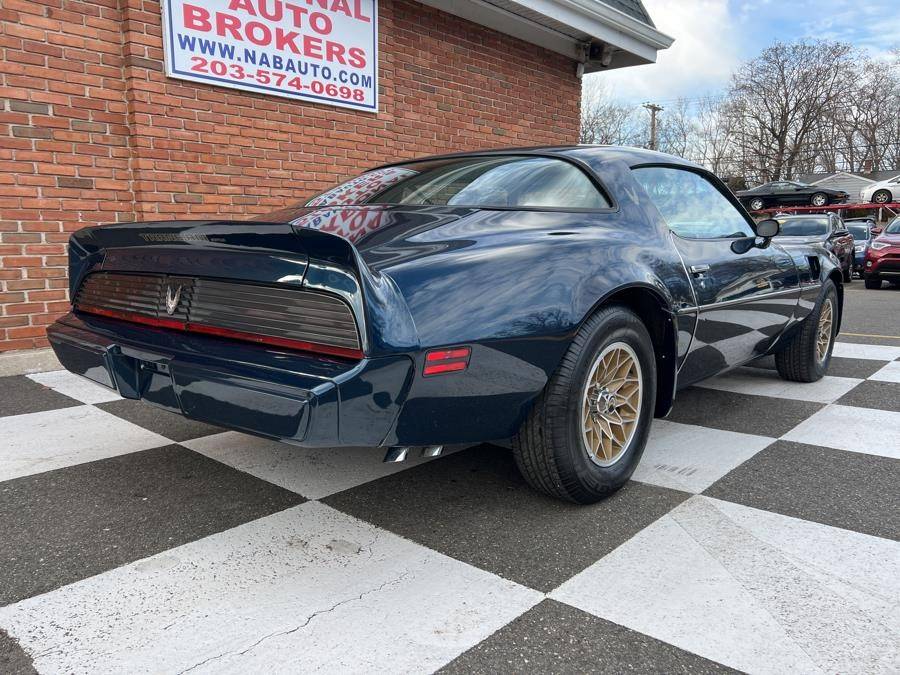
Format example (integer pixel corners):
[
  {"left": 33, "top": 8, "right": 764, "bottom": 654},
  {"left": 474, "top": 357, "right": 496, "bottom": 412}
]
[
  {"left": 325, "top": 444, "right": 688, "bottom": 592},
  {"left": 0, "top": 445, "right": 304, "bottom": 605},
  {"left": 441, "top": 600, "right": 740, "bottom": 674},
  {"left": 0, "top": 377, "right": 79, "bottom": 418},
  {"left": 837, "top": 285, "right": 900, "bottom": 344},
  {"left": 665, "top": 386, "right": 823, "bottom": 437},
  {"left": 705, "top": 440, "right": 900, "bottom": 541}
]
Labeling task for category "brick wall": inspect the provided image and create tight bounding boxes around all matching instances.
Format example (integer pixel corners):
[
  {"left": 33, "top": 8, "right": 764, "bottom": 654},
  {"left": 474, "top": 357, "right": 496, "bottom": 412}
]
[{"left": 0, "top": 0, "right": 581, "bottom": 352}]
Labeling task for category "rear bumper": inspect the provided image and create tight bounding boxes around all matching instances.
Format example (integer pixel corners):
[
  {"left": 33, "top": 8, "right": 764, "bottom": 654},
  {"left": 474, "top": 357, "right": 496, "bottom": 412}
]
[{"left": 47, "top": 313, "right": 413, "bottom": 447}]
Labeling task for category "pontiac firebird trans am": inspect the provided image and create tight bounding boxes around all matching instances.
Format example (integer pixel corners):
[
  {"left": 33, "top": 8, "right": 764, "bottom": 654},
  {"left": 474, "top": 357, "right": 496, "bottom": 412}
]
[{"left": 48, "top": 147, "right": 843, "bottom": 503}]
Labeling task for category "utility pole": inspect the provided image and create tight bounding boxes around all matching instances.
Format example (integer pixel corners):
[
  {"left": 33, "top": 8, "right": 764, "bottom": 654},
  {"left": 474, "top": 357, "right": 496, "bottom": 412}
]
[{"left": 643, "top": 103, "right": 663, "bottom": 150}]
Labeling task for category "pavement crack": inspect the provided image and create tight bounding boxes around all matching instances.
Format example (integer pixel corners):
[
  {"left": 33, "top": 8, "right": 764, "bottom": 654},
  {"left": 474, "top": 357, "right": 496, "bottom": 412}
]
[{"left": 175, "top": 571, "right": 410, "bottom": 674}]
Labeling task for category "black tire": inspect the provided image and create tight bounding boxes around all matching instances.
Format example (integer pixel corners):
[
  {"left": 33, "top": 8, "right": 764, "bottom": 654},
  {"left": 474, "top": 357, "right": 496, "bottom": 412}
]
[
  {"left": 775, "top": 280, "right": 838, "bottom": 383},
  {"left": 872, "top": 189, "right": 892, "bottom": 204},
  {"left": 810, "top": 192, "right": 829, "bottom": 207},
  {"left": 748, "top": 197, "right": 765, "bottom": 211},
  {"left": 865, "top": 276, "right": 881, "bottom": 289},
  {"left": 842, "top": 259, "right": 852, "bottom": 283},
  {"left": 512, "top": 305, "right": 656, "bottom": 504}
]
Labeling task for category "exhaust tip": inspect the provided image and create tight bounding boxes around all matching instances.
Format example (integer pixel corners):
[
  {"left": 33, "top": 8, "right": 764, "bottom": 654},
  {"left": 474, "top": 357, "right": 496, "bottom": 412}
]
[
  {"left": 421, "top": 445, "right": 443, "bottom": 458},
  {"left": 383, "top": 446, "right": 410, "bottom": 463}
]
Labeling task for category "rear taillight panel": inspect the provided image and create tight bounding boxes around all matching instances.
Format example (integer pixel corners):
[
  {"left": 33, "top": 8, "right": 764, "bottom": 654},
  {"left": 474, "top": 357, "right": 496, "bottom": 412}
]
[{"left": 74, "top": 272, "right": 363, "bottom": 360}]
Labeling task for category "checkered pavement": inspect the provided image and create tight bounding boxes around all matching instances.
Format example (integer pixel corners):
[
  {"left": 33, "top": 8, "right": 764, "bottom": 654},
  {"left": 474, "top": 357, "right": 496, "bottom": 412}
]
[{"left": 1, "top": 343, "right": 899, "bottom": 674}]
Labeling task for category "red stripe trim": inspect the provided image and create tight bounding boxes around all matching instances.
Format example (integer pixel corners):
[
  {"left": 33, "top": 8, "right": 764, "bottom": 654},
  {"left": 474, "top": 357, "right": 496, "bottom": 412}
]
[
  {"left": 426, "top": 347, "right": 471, "bottom": 362},
  {"left": 423, "top": 360, "right": 468, "bottom": 376},
  {"left": 76, "top": 304, "right": 364, "bottom": 360}
]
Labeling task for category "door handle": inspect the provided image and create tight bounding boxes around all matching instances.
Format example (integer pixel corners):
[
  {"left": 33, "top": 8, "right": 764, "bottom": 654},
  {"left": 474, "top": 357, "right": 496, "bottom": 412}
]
[{"left": 689, "top": 264, "right": 710, "bottom": 276}]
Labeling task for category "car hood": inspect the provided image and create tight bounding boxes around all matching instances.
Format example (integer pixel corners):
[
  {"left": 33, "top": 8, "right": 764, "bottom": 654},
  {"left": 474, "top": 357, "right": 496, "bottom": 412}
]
[{"left": 874, "top": 234, "right": 900, "bottom": 246}]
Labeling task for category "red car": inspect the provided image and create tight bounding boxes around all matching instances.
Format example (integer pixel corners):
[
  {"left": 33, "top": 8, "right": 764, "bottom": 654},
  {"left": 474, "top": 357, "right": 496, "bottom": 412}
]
[{"left": 864, "top": 218, "right": 900, "bottom": 289}]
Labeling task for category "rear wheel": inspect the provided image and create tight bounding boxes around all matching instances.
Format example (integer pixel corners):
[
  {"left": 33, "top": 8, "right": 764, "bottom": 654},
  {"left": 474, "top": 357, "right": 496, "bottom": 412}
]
[
  {"left": 865, "top": 276, "right": 881, "bottom": 289},
  {"left": 775, "top": 280, "right": 838, "bottom": 382},
  {"left": 810, "top": 192, "right": 829, "bottom": 207},
  {"left": 748, "top": 197, "right": 765, "bottom": 211},
  {"left": 513, "top": 305, "right": 656, "bottom": 503},
  {"left": 872, "top": 189, "right": 892, "bottom": 204}
]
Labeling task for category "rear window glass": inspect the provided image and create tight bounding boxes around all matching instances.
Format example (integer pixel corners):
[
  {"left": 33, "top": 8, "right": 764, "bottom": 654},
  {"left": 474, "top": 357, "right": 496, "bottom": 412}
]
[
  {"left": 847, "top": 224, "right": 869, "bottom": 240},
  {"left": 305, "top": 156, "right": 610, "bottom": 209}
]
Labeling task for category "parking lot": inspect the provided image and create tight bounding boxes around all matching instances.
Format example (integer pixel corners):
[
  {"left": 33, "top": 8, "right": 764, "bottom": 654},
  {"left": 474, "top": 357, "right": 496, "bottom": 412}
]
[{"left": 1, "top": 285, "right": 898, "bottom": 674}]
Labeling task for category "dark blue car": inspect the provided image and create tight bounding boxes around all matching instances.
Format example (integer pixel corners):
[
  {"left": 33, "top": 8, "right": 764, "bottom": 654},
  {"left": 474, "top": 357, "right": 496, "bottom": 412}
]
[{"left": 48, "top": 147, "right": 843, "bottom": 503}]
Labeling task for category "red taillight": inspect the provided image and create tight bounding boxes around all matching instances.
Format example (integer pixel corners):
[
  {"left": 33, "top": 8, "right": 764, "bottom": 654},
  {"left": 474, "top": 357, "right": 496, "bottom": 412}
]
[
  {"left": 423, "top": 346, "right": 471, "bottom": 376},
  {"left": 76, "top": 304, "right": 364, "bottom": 360}
]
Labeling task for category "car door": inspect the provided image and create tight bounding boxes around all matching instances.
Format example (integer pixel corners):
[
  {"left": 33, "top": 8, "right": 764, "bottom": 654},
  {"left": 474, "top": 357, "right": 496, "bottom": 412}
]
[
  {"left": 789, "top": 182, "right": 813, "bottom": 204},
  {"left": 632, "top": 166, "right": 801, "bottom": 386},
  {"left": 767, "top": 182, "right": 790, "bottom": 204}
]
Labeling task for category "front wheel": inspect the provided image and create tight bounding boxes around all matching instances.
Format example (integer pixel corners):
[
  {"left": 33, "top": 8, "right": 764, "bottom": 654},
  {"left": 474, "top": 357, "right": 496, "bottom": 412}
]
[
  {"left": 513, "top": 305, "right": 656, "bottom": 504},
  {"left": 748, "top": 197, "right": 765, "bottom": 211},
  {"left": 810, "top": 192, "right": 829, "bottom": 207},
  {"left": 865, "top": 276, "right": 881, "bottom": 289},
  {"left": 842, "top": 259, "right": 852, "bottom": 283},
  {"left": 775, "top": 280, "right": 838, "bottom": 382}
]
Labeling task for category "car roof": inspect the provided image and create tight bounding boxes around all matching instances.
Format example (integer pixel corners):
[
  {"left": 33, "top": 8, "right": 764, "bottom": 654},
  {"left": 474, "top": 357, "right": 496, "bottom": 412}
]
[
  {"left": 373, "top": 145, "right": 703, "bottom": 171},
  {"left": 775, "top": 213, "right": 831, "bottom": 219}
]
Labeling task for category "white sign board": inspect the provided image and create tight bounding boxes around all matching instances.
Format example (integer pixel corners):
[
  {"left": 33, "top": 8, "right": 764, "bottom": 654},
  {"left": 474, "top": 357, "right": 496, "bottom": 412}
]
[{"left": 161, "top": 0, "right": 378, "bottom": 112}]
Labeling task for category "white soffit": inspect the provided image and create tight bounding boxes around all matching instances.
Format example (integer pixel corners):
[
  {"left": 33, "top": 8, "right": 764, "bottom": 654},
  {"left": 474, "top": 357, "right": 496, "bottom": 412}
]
[{"left": 419, "top": 0, "right": 674, "bottom": 71}]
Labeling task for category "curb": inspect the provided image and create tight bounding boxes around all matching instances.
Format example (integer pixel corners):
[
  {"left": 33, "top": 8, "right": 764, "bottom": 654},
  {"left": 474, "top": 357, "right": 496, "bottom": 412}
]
[{"left": 0, "top": 348, "right": 61, "bottom": 377}]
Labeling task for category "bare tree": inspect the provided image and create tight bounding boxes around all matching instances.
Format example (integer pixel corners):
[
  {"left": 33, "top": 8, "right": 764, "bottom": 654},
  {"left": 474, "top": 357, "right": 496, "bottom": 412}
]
[
  {"left": 578, "top": 39, "right": 900, "bottom": 184},
  {"left": 722, "top": 40, "right": 858, "bottom": 181},
  {"left": 656, "top": 99, "right": 693, "bottom": 156},
  {"left": 579, "top": 79, "right": 641, "bottom": 145}
]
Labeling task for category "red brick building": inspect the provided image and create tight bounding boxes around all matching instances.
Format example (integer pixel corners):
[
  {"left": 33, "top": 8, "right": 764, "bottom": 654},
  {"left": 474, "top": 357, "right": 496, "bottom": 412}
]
[{"left": 0, "top": 0, "right": 669, "bottom": 354}]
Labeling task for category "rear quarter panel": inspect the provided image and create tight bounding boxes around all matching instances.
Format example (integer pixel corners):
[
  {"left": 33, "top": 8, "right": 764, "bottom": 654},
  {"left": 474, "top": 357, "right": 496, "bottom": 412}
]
[{"left": 373, "top": 160, "right": 695, "bottom": 444}]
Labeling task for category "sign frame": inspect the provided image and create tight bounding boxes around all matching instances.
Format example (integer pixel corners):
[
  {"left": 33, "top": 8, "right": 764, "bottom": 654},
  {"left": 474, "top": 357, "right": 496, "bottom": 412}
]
[{"left": 159, "top": 0, "right": 379, "bottom": 113}]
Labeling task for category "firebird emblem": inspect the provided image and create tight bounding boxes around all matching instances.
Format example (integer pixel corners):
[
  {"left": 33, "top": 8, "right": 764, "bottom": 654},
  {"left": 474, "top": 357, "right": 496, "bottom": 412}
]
[{"left": 165, "top": 284, "right": 182, "bottom": 316}]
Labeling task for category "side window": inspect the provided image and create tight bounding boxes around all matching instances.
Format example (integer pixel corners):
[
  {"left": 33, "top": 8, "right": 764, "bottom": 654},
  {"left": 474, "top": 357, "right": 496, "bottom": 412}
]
[{"left": 632, "top": 167, "right": 755, "bottom": 239}]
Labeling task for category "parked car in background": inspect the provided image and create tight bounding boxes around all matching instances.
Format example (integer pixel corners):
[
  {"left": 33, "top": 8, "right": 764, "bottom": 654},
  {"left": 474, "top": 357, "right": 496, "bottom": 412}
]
[
  {"left": 845, "top": 217, "right": 879, "bottom": 276},
  {"left": 864, "top": 217, "right": 900, "bottom": 289},
  {"left": 774, "top": 213, "right": 854, "bottom": 282},
  {"left": 46, "top": 146, "right": 845, "bottom": 504},
  {"left": 737, "top": 181, "right": 849, "bottom": 211},
  {"left": 860, "top": 176, "right": 900, "bottom": 204}
]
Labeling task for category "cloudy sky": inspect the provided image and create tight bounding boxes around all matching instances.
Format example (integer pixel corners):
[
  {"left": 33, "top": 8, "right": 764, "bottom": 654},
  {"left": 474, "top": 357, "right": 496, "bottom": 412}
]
[{"left": 592, "top": 0, "right": 899, "bottom": 104}]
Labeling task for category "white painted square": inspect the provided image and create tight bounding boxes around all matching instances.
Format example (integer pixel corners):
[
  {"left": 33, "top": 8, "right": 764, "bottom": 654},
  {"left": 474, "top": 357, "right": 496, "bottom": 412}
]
[
  {"left": 697, "top": 367, "right": 862, "bottom": 403},
  {"left": 0, "top": 502, "right": 541, "bottom": 674},
  {"left": 782, "top": 404, "right": 900, "bottom": 459},
  {"left": 182, "top": 432, "right": 463, "bottom": 500},
  {"left": 551, "top": 496, "right": 900, "bottom": 675},
  {"left": 869, "top": 360, "right": 900, "bottom": 384},
  {"left": 27, "top": 369, "right": 122, "bottom": 404},
  {"left": 633, "top": 420, "right": 773, "bottom": 493},
  {"left": 0, "top": 406, "right": 171, "bottom": 481},
  {"left": 832, "top": 342, "right": 900, "bottom": 361}
]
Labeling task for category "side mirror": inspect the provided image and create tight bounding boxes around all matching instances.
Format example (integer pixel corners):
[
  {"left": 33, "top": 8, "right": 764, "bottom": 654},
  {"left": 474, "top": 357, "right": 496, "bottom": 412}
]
[
  {"left": 871, "top": 227, "right": 883, "bottom": 236},
  {"left": 755, "top": 219, "right": 780, "bottom": 238}
]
